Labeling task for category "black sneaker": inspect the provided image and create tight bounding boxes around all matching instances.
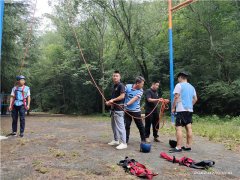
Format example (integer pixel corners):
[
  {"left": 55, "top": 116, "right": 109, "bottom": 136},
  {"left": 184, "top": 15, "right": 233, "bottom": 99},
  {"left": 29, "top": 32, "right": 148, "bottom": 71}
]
[
  {"left": 19, "top": 133, "right": 24, "bottom": 137},
  {"left": 182, "top": 146, "right": 191, "bottom": 151},
  {"left": 7, "top": 132, "right": 17, "bottom": 136},
  {"left": 154, "top": 137, "right": 162, "bottom": 143},
  {"left": 169, "top": 147, "right": 182, "bottom": 153}
]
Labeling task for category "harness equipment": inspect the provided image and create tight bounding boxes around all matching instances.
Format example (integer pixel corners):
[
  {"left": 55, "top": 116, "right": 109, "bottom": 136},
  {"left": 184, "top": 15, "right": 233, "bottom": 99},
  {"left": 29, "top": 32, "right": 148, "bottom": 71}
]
[
  {"left": 160, "top": 152, "right": 215, "bottom": 169},
  {"left": 118, "top": 157, "right": 158, "bottom": 180},
  {"left": 11, "top": 85, "right": 28, "bottom": 110}
]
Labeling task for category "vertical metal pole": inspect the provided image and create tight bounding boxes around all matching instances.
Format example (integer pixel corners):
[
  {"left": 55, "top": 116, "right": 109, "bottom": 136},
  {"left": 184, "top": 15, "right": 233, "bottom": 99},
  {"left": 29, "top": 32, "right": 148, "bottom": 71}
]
[
  {"left": 168, "top": 0, "right": 175, "bottom": 123},
  {"left": 0, "top": 0, "right": 4, "bottom": 56},
  {"left": 0, "top": 0, "right": 4, "bottom": 114}
]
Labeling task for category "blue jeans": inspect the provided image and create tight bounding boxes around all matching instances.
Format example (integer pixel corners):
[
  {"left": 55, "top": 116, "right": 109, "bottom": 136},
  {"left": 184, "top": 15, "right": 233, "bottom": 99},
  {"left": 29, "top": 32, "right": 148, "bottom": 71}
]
[{"left": 12, "top": 105, "right": 26, "bottom": 133}]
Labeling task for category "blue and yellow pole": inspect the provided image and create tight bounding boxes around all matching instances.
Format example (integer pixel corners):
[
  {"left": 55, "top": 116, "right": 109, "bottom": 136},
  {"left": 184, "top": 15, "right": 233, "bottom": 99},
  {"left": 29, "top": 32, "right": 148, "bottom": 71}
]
[
  {"left": 168, "top": 0, "right": 175, "bottom": 123},
  {"left": 0, "top": 0, "right": 4, "bottom": 57},
  {"left": 0, "top": 0, "right": 4, "bottom": 112}
]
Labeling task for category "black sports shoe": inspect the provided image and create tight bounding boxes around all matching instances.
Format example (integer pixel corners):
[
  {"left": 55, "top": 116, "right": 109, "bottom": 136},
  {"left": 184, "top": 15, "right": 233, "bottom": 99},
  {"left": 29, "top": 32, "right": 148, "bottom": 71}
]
[
  {"left": 169, "top": 147, "right": 182, "bottom": 153},
  {"left": 19, "top": 133, "right": 24, "bottom": 137},
  {"left": 154, "top": 137, "right": 162, "bottom": 143},
  {"left": 7, "top": 132, "right": 17, "bottom": 136},
  {"left": 182, "top": 146, "right": 191, "bottom": 151}
]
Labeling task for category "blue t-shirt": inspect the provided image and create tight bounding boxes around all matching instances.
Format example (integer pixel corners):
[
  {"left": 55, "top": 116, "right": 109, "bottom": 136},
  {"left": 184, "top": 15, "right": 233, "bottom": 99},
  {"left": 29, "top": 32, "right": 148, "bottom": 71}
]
[
  {"left": 11, "top": 86, "right": 30, "bottom": 106},
  {"left": 124, "top": 84, "right": 143, "bottom": 112}
]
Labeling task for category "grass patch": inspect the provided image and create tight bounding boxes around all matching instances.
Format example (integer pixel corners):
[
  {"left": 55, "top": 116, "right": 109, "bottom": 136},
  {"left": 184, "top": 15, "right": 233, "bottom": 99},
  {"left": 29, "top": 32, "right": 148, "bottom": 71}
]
[
  {"left": 32, "top": 160, "right": 49, "bottom": 174},
  {"left": 71, "top": 151, "right": 80, "bottom": 158},
  {"left": 193, "top": 115, "right": 240, "bottom": 150},
  {"left": 49, "top": 147, "right": 66, "bottom": 158},
  {"left": 32, "top": 160, "right": 42, "bottom": 167},
  {"left": 18, "top": 139, "right": 30, "bottom": 146},
  {"left": 162, "top": 115, "right": 240, "bottom": 151},
  {"left": 35, "top": 166, "right": 49, "bottom": 174}
]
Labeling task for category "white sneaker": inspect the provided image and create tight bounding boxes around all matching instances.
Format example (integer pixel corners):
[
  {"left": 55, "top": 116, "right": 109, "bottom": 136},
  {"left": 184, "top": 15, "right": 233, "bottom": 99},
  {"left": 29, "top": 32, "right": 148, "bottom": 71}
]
[
  {"left": 116, "top": 143, "right": 127, "bottom": 150},
  {"left": 108, "top": 140, "right": 119, "bottom": 146}
]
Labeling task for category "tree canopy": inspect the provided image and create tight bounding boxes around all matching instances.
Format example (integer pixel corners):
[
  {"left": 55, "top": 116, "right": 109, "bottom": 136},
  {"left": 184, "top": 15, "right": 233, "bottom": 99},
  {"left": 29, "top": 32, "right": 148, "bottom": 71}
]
[{"left": 1, "top": 0, "right": 240, "bottom": 116}]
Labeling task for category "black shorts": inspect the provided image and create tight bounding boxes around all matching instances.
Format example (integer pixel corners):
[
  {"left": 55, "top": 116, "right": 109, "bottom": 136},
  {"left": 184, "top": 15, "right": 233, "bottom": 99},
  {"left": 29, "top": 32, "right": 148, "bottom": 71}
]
[{"left": 175, "top": 111, "right": 193, "bottom": 127}]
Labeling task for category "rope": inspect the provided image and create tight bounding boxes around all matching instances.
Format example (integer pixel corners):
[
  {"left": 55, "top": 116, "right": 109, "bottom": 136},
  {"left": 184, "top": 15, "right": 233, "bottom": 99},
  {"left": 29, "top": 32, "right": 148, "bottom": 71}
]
[
  {"left": 19, "top": 0, "right": 38, "bottom": 74},
  {"left": 65, "top": 1, "right": 169, "bottom": 123},
  {"left": 156, "top": 98, "right": 169, "bottom": 130}
]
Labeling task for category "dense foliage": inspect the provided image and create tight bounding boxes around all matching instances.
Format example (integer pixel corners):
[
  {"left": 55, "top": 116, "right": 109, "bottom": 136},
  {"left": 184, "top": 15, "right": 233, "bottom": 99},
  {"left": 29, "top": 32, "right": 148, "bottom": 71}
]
[{"left": 1, "top": 0, "right": 240, "bottom": 115}]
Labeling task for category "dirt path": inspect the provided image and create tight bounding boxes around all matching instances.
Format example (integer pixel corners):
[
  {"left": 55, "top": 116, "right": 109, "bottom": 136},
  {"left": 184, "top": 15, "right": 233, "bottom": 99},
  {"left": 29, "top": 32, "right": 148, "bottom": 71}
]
[{"left": 1, "top": 114, "right": 240, "bottom": 180}]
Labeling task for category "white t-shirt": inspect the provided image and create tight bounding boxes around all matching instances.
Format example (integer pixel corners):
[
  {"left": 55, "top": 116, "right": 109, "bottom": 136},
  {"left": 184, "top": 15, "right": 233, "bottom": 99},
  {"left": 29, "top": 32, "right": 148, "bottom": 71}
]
[{"left": 173, "top": 83, "right": 196, "bottom": 112}]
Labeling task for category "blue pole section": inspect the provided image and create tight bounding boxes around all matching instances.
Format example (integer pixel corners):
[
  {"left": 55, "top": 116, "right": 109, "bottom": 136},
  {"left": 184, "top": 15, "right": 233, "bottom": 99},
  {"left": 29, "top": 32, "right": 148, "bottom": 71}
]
[
  {"left": 0, "top": 0, "right": 4, "bottom": 57},
  {"left": 169, "top": 28, "right": 175, "bottom": 124},
  {"left": 0, "top": 0, "right": 4, "bottom": 113}
]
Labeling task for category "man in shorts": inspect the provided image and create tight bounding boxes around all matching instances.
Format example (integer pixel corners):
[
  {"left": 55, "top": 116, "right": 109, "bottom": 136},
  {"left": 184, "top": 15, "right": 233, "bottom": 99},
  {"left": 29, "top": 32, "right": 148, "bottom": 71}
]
[{"left": 170, "top": 72, "right": 197, "bottom": 152}]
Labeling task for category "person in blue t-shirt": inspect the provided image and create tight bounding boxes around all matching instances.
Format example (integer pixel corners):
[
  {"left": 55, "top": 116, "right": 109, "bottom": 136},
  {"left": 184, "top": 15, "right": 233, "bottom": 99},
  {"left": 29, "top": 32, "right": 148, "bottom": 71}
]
[
  {"left": 9, "top": 75, "right": 31, "bottom": 137},
  {"left": 170, "top": 72, "right": 197, "bottom": 153},
  {"left": 124, "top": 76, "right": 146, "bottom": 143}
]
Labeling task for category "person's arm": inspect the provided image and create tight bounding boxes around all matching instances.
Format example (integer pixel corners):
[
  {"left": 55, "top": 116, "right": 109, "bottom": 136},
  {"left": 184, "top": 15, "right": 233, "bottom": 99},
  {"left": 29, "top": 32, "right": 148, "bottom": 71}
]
[
  {"left": 172, "top": 93, "right": 180, "bottom": 113},
  {"left": 110, "top": 93, "right": 125, "bottom": 103},
  {"left": 147, "top": 98, "right": 160, "bottom": 103},
  {"left": 146, "top": 90, "right": 158, "bottom": 103},
  {"left": 106, "top": 93, "right": 125, "bottom": 106},
  {"left": 9, "top": 88, "right": 15, "bottom": 111},
  {"left": 146, "top": 90, "right": 166, "bottom": 103},
  {"left": 126, "top": 96, "right": 139, "bottom": 106},
  {"left": 106, "top": 84, "right": 125, "bottom": 105},
  {"left": 9, "top": 96, "right": 14, "bottom": 111},
  {"left": 192, "top": 88, "right": 198, "bottom": 106},
  {"left": 27, "top": 96, "right": 31, "bottom": 110},
  {"left": 192, "top": 96, "right": 197, "bottom": 105},
  {"left": 126, "top": 90, "right": 143, "bottom": 106},
  {"left": 171, "top": 84, "right": 181, "bottom": 113},
  {"left": 26, "top": 88, "right": 31, "bottom": 110}
]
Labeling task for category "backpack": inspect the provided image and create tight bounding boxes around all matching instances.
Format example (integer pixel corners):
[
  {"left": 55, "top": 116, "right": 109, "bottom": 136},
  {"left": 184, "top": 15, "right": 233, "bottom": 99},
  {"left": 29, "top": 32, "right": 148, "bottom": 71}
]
[{"left": 118, "top": 157, "right": 158, "bottom": 180}]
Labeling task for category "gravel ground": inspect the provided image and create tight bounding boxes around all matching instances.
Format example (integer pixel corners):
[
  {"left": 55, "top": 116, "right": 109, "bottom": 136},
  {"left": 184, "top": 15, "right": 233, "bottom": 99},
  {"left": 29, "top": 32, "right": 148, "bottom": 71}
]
[{"left": 1, "top": 113, "right": 240, "bottom": 180}]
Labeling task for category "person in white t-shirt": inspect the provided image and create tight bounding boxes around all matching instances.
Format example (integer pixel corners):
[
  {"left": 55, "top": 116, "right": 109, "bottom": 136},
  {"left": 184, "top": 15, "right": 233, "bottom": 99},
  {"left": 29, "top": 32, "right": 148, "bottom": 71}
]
[{"left": 170, "top": 72, "right": 197, "bottom": 153}]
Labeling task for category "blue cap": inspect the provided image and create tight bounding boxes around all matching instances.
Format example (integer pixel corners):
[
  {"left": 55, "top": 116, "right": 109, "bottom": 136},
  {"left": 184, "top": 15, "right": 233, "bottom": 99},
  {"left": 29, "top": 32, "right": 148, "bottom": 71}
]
[{"left": 16, "top": 75, "right": 26, "bottom": 81}]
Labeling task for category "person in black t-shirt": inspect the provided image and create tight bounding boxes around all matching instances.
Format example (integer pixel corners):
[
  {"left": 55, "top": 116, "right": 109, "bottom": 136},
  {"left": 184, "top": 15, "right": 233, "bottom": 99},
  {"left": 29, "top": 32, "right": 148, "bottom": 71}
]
[
  {"left": 145, "top": 80, "right": 162, "bottom": 143},
  {"left": 106, "top": 71, "right": 127, "bottom": 150}
]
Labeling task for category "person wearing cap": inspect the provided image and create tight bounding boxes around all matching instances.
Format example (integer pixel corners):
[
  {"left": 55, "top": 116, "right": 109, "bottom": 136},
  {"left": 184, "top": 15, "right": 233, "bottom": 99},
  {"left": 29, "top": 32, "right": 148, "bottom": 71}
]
[
  {"left": 8, "top": 75, "right": 31, "bottom": 137},
  {"left": 124, "top": 76, "right": 146, "bottom": 144},
  {"left": 170, "top": 72, "right": 197, "bottom": 153}
]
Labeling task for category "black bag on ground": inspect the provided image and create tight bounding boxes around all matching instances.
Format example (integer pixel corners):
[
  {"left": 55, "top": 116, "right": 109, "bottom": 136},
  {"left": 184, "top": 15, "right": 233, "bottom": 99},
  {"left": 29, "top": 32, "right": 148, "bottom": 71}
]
[{"left": 190, "top": 160, "right": 215, "bottom": 169}]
